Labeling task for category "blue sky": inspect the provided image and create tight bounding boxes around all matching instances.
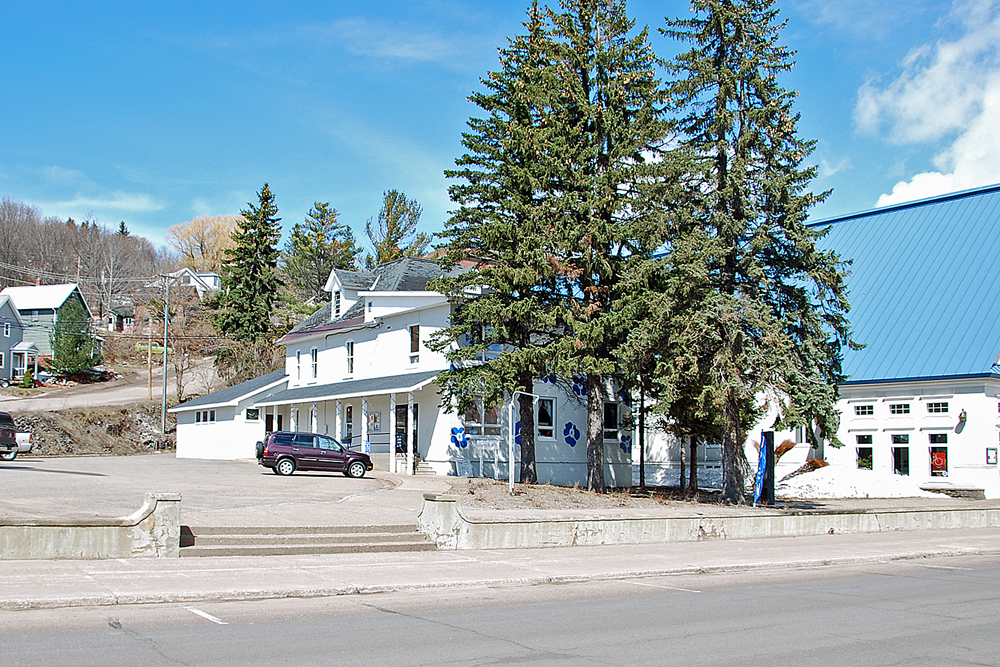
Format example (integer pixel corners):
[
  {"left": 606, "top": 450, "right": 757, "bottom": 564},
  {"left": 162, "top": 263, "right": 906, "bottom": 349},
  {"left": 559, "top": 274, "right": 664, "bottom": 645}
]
[{"left": 2, "top": 0, "right": 998, "bottom": 251}]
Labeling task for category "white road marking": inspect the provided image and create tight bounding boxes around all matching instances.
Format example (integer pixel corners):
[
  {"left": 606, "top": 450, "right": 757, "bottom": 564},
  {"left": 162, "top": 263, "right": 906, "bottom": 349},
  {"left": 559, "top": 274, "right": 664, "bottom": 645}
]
[
  {"left": 185, "top": 607, "right": 228, "bottom": 625},
  {"left": 624, "top": 580, "right": 701, "bottom": 593}
]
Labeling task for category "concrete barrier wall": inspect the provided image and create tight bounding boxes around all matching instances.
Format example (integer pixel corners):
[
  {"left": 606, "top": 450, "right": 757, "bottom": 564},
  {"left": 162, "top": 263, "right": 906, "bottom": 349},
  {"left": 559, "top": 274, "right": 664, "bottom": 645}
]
[
  {"left": 0, "top": 493, "right": 181, "bottom": 559},
  {"left": 417, "top": 493, "right": 1000, "bottom": 550}
]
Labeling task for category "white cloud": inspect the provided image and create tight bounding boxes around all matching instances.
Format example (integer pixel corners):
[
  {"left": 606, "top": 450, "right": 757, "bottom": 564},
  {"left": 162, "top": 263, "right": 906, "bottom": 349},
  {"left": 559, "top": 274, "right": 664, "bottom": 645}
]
[
  {"left": 856, "top": 0, "right": 1000, "bottom": 205},
  {"left": 35, "top": 191, "right": 165, "bottom": 219}
]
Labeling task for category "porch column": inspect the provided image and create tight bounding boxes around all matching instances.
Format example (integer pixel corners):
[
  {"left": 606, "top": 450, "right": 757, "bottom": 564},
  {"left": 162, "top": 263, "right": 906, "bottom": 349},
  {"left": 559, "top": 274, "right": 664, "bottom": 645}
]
[
  {"left": 361, "top": 396, "right": 370, "bottom": 454},
  {"left": 335, "top": 401, "right": 342, "bottom": 442},
  {"left": 389, "top": 394, "right": 397, "bottom": 473},
  {"left": 291, "top": 406, "right": 297, "bottom": 432},
  {"left": 33, "top": 354, "right": 38, "bottom": 378},
  {"left": 406, "top": 392, "right": 414, "bottom": 476},
  {"left": 310, "top": 404, "right": 318, "bottom": 433}
]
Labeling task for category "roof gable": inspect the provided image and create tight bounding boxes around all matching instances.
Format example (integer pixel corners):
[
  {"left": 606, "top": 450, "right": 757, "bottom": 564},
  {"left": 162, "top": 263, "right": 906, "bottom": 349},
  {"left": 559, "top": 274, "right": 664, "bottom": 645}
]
[
  {"left": 813, "top": 183, "right": 1000, "bottom": 383},
  {"left": 0, "top": 283, "right": 89, "bottom": 313}
]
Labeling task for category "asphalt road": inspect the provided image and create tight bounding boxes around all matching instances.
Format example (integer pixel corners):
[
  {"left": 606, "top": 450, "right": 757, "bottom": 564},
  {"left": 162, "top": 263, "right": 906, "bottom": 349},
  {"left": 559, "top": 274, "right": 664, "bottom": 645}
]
[{"left": 1, "top": 554, "right": 997, "bottom": 666}]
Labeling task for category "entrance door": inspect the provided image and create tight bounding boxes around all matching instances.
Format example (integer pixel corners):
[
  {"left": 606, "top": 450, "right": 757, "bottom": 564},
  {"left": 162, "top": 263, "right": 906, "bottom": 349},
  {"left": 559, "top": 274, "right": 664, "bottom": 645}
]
[
  {"left": 395, "top": 404, "right": 418, "bottom": 454},
  {"left": 892, "top": 447, "right": 909, "bottom": 475}
]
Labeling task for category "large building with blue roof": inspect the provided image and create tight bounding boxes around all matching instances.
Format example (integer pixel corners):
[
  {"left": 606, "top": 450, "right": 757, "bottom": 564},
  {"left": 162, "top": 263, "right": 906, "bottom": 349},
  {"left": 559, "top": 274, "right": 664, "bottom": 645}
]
[{"left": 768, "top": 183, "right": 1000, "bottom": 496}]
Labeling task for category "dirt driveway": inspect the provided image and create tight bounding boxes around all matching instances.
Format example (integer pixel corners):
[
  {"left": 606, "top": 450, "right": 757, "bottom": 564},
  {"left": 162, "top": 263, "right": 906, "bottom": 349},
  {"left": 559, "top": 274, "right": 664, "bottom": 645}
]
[{"left": 0, "top": 454, "right": 450, "bottom": 528}]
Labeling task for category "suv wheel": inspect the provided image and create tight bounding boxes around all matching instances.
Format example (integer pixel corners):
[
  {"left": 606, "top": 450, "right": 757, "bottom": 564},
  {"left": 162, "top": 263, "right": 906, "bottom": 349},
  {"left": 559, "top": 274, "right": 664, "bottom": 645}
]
[
  {"left": 276, "top": 458, "right": 296, "bottom": 476},
  {"left": 346, "top": 460, "right": 366, "bottom": 479},
  {"left": 0, "top": 451, "right": 15, "bottom": 461}
]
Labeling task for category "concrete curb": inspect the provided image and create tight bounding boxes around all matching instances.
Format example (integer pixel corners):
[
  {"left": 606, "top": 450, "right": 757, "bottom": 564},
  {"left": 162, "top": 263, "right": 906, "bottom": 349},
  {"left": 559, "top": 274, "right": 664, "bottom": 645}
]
[{"left": 4, "top": 544, "right": 998, "bottom": 611}]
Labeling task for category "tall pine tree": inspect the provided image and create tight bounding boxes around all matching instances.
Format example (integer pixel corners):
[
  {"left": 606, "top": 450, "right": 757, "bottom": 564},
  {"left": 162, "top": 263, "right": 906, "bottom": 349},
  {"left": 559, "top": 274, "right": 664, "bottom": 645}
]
[
  {"left": 364, "top": 190, "right": 429, "bottom": 269},
  {"left": 431, "top": 1, "right": 561, "bottom": 485},
  {"left": 214, "top": 183, "right": 283, "bottom": 384},
  {"left": 434, "top": 0, "right": 673, "bottom": 492},
  {"left": 282, "top": 202, "right": 361, "bottom": 302},
  {"left": 656, "top": 0, "right": 856, "bottom": 503}
]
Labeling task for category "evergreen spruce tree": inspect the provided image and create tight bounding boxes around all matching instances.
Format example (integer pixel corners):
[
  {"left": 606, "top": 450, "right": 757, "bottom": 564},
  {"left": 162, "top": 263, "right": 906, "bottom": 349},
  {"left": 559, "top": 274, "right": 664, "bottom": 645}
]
[
  {"left": 282, "top": 202, "right": 361, "bottom": 302},
  {"left": 656, "top": 0, "right": 856, "bottom": 503},
  {"left": 434, "top": 0, "right": 673, "bottom": 492},
  {"left": 214, "top": 183, "right": 283, "bottom": 384},
  {"left": 50, "top": 297, "right": 101, "bottom": 376},
  {"left": 364, "top": 190, "right": 430, "bottom": 269},
  {"left": 431, "top": 1, "right": 560, "bottom": 485}
]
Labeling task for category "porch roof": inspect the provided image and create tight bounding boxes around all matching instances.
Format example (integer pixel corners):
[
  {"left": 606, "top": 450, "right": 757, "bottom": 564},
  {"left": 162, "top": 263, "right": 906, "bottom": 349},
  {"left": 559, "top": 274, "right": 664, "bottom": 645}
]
[
  {"left": 255, "top": 369, "right": 441, "bottom": 407},
  {"left": 10, "top": 342, "right": 37, "bottom": 353}
]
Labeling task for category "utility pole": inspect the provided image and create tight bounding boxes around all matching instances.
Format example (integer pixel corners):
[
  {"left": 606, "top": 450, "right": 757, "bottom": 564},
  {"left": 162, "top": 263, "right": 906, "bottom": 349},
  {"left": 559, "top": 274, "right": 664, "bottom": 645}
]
[
  {"left": 147, "top": 316, "right": 152, "bottom": 400},
  {"left": 161, "top": 275, "right": 170, "bottom": 435}
]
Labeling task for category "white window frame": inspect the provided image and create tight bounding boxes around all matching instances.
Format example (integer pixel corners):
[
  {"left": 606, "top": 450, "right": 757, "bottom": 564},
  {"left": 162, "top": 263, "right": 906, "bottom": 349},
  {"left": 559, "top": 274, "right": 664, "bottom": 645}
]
[
  {"left": 3, "top": 322, "right": 9, "bottom": 337},
  {"left": 408, "top": 325, "right": 420, "bottom": 364},
  {"left": 334, "top": 290, "right": 341, "bottom": 317},
  {"left": 537, "top": 398, "right": 555, "bottom": 439},
  {"left": 296, "top": 350, "right": 302, "bottom": 381},
  {"left": 462, "top": 400, "right": 501, "bottom": 436},
  {"left": 310, "top": 346, "right": 318, "bottom": 379},
  {"left": 889, "top": 403, "right": 910, "bottom": 415},
  {"left": 603, "top": 402, "right": 619, "bottom": 441},
  {"left": 0, "top": 351, "right": 4, "bottom": 369},
  {"left": 927, "top": 402, "right": 949, "bottom": 414},
  {"left": 345, "top": 340, "right": 354, "bottom": 376},
  {"left": 854, "top": 404, "right": 874, "bottom": 416}
]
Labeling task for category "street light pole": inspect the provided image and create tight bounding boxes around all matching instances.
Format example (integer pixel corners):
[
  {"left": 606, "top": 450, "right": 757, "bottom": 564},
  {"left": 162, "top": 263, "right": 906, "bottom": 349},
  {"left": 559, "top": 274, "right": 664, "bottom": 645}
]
[{"left": 161, "top": 275, "right": 170, "bottom": 435}]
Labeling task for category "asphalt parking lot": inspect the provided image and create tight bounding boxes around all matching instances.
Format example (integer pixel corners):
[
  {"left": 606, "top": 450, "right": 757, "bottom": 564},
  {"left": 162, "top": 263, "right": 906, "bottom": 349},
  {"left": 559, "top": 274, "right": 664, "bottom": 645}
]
[{"left": 0, "top": 454, "right": 451, "bottom": 527}]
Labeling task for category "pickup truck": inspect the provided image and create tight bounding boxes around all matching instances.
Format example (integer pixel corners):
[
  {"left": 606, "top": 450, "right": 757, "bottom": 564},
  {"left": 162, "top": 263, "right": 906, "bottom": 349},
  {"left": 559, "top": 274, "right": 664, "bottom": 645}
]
[
  {"left": 0, "top": 411, "right": 16, "bottom": 459},
  {"left": 1, "top": 432, "right": 33, "bottom": 461}
]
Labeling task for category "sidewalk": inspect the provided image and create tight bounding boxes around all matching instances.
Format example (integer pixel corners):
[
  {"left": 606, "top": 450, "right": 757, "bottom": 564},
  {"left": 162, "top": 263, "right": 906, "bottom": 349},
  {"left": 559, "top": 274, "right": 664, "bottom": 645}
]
[{"left": 2, "top": 526, "right": 999, "bottom": 610}]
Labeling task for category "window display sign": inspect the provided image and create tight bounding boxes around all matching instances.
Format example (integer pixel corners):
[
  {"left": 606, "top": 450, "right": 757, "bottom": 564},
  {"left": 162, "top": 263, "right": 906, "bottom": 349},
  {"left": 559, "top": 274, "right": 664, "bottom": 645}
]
[{"left": 930, "top": 447, "right": 948, "bottom": 476}]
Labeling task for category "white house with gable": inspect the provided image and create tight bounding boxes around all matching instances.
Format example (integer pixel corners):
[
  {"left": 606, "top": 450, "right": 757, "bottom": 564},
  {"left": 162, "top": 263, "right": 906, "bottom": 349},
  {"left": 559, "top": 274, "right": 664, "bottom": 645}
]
[{"left": 172, "top": 257, "right": 633, "bottom": 487}]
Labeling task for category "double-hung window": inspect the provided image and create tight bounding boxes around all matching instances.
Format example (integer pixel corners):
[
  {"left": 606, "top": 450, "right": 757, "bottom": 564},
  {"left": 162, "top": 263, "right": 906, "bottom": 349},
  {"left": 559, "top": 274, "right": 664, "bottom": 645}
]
[
  {"left": 310, "top": 347, "right": 318, "bottom": 379},
  {"left": 2, "top": 322, "right": 9, "bottom": 337},
  {"left": 334, "top": 291, "right": 341, "bottom": 317},
  {"left": 345, "top": 341, "right": 354, "bottom": 375},
  {"left": 603, "top": 403, "right": 619, "bottom": 441},
  {"left": 537, "top": 399, "right": 555, "bottom": 438},
  {"left": 296, "top": 350, "right": 302, "bottom": 380},
  {"left": 409, "top": 325, "right": 420, "bottom": 364}
]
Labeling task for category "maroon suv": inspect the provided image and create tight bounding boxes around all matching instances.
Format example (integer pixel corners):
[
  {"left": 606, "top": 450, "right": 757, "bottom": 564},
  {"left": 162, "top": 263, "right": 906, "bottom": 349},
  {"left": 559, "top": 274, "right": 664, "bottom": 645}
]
[{"left": 256, "top": 431, "right": 373, "bottom": 478}]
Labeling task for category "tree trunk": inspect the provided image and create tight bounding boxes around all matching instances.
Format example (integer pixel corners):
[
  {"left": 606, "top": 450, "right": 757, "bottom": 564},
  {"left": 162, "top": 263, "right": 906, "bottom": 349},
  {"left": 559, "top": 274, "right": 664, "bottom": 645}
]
[
  {"left": 678, "top": 436, "right": 685, "bottom": 493},
  {"left": 720, "top": 395, "right": 748, "bottom": 504},
  {"left": 638, "top": 389, "right": 646, "bottom": 490},
  {"left": 586, "top": 373, "right": 605, "bottom": 493},
  {"left": 688, "top": 437, "right": 698, "bottom": 494},
  {"left": 518, "top": 371, "right": 537, "bottom": 485}
]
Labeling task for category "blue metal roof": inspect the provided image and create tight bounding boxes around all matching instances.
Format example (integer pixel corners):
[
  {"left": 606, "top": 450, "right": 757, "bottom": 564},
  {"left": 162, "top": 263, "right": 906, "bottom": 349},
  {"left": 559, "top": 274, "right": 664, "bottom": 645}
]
[{"left": 811, "top": 183, "right": 1000, "bottom": 383}]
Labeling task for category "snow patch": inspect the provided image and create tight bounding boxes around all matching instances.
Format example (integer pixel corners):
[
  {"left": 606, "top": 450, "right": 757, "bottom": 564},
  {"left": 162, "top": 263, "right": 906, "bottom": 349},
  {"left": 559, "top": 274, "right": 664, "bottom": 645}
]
[{"left": 777, "top": 466, "right": 947, "bottom": 499}]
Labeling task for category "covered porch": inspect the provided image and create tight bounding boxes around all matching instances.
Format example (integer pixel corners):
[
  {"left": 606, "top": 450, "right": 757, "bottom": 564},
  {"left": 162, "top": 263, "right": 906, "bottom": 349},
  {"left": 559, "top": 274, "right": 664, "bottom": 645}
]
[
  {"left": 253, "top": 370, "right": 445, "bottom": 475},
  {"left": 10, "top": 341, "right": 38, "bottom": 382}
]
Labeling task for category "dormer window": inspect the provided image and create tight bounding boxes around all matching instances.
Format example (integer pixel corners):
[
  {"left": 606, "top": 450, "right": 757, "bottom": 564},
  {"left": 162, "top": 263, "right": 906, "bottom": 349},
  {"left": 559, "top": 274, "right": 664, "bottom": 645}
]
[{"left": 334, "top": 291, "right": 341, "bottom": 317}]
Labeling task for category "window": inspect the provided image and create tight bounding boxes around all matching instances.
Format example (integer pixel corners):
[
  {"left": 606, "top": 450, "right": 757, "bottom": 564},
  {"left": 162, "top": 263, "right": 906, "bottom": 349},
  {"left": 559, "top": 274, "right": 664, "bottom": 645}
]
[
  {"left": 345, "top": 341, "right": 354, "bottom": 375},
  {"left": 296, "top": 350, "right": 302, "bottom": 380},
  {"left": 462, "top": 402, "right": 501, "bottom": 436},
  {"left": 855, "top": 434, "right": 873, "bottom": 445},
  {"left": 31, "top": 310, "right": 38, "bottom": 322},
  {"left": 603, "top": 403, "right": 619, "bottom": 441},
  {"left": 195, "top": 410, "right": 216, "bottom": 423},
  {"left": 927, "top": 402, "right": 949, "bottom": 414},
  {"left": 3, "top": 322, "right": 9, "bottom": 337},
  {"left": 0, "top": 351, "right": 4, "bottom": 368},
  {"left": 537, "top": 399, "right": 555, "bottom": 438},
  {"left": 891, "top": 433, "right": 909, "bottom": 444},
  {"left": 889, "top": 403, "right": 910, "bottom": 415},
  {"left": 854, "top": 404, "right": 874, "bottom": 416},
  {"left": 987, "top": 448, "right": 997, "bottom": 466},
  {"left": 409, "top": 325, "right": 420, "bottom": 364},
  {"left": 856, "top": 447, "right": 873, "bottom": 469},
  {"left": 318, "top": 435, "right": 342, "bottom": 451},
  {"left": 245, "top": 408, "right": 260, "bottom": 421},
  {"left": 334, "top": 291, "right": 341, "bottom": 317},
  {"left": 929, "top": 433, "right": 948, "bottom": 444},
  {"left": 930, "top": 447, "right": 948, "bottom": 476},
  {"left": 310, "top": 347, "right": 318, "bottom": 379}
]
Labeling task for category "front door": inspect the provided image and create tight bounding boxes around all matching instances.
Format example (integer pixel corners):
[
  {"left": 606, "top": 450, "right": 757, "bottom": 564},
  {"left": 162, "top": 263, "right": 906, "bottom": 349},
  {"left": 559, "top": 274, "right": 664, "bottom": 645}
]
[{"left": 395, "top": 404, "right": 418, "bottom": 454}]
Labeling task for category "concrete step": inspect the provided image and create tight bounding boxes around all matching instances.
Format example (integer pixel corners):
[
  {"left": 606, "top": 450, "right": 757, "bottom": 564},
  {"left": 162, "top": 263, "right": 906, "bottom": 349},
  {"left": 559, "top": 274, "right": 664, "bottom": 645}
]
[
  {"left": 179, "top": 524, "right": 436, "bottom": 557},
  {"left": 180, "top": 541, "right": 437, "bottom": 558}
]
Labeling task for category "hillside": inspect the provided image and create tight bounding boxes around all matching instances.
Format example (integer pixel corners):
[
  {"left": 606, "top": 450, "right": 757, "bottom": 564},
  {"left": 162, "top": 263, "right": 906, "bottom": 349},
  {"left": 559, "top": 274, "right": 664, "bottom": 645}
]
[{"left": 11, "top": 403, "right": 175, "bottom": 456}]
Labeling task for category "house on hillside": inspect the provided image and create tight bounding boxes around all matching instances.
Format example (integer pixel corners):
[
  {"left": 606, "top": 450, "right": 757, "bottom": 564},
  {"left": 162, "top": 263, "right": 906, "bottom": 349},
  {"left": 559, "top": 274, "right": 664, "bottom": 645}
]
[
  {"left": 734, "top": 184, "right": 1000, "bottom": 497},
  {"left": 167, "top": 268, "right": 221, "bottom": 300},
  {"left": 171, "top": 257, "right": 634, "bottom": 487},
  {"left": 0, "top": 283, "right": 91, "bottom": 358},
  {"left": 0, "top": 295, "right": 37, "bottom": 385}
]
